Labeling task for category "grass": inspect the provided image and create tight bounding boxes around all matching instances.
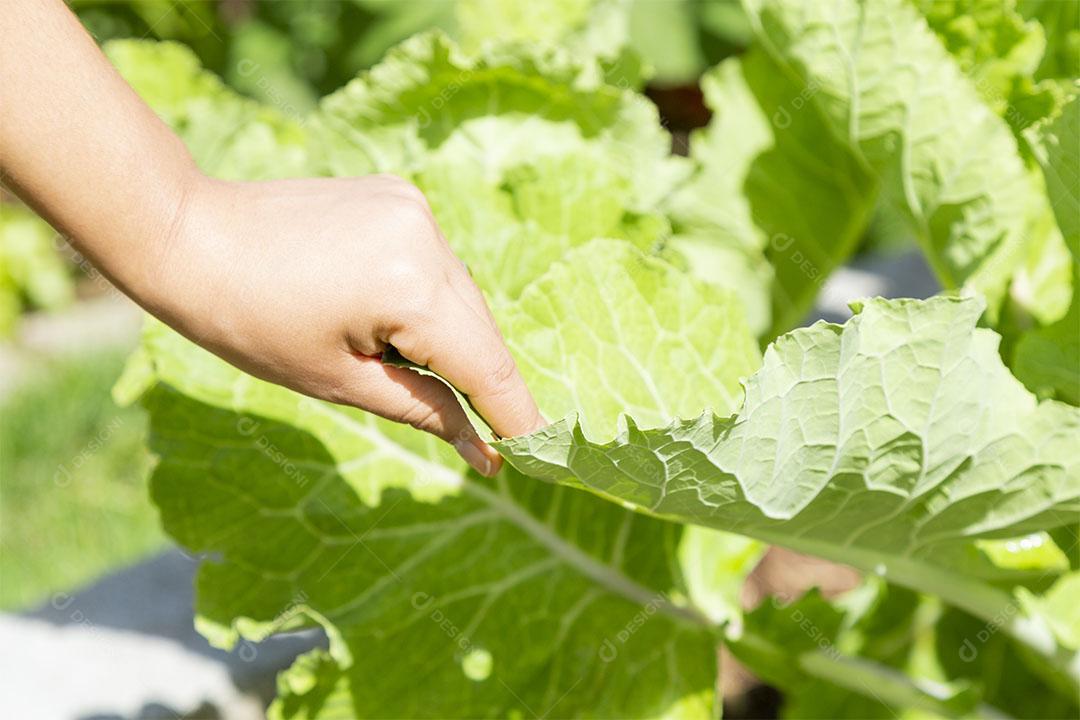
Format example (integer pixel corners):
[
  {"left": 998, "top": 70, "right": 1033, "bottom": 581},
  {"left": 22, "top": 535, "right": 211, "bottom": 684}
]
[{"left": 0, "top": 349, "right": 165, "bottom": 610}]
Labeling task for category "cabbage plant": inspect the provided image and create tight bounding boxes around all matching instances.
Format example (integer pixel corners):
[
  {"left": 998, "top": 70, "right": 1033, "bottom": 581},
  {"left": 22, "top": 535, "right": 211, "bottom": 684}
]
[{"left": 108, "top": 0, "right": 1078, "bottom": 717}]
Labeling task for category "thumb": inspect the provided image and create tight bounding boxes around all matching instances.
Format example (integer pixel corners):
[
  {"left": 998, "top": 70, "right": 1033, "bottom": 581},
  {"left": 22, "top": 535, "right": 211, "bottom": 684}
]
[{"left": 334, "top": 354, "right": 502, "bottom": 477}]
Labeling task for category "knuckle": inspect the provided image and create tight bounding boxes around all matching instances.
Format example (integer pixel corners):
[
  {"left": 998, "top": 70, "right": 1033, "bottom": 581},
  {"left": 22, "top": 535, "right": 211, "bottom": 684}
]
[
  {"left": 375, "top": 174, "right": 430, "bottom": 207},
  {"left": 401, "top": 396, "right": 448, "bottom": 436},
  {"left": 374, "top": 173, "right": 414, "bottom": 191},
  {"left": 383, "top": 266, "right": 441, "bottom": 326},
  {"left": 397, "top": 182, "right": 428, "bottom": 206},
  {"left": 389, "top": 196, "right": 436, "bottom": 236},
  {"left": 482, "top": 352, "right": 520, "bottom": 398}
]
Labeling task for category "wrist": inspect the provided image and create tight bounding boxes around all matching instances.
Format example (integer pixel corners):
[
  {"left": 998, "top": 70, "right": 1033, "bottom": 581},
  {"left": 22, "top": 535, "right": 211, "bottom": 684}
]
[{"left": 137, "top": 169, "right": 243, "bottom": 348}]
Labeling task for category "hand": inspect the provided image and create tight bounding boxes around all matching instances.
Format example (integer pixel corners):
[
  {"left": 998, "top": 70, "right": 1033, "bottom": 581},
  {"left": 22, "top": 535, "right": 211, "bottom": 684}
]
[
  {"left": 157, "top": 173, "right": 545, "bottom": 476},
  {"left": 1, "top": 2, "right": 542, "bottom": 476}
]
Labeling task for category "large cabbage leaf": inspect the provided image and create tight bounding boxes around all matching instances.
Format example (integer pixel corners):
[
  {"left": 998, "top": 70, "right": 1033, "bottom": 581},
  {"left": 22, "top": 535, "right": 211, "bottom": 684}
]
[
  {"left": 669, "top": 0, "right": 1069, "bottom": 340},
  {"left": 666, "top": 47, "right": 878, "bottom": 338},
  {"left": 499, "top": 296, "right": 1080, "bottom": 682},
  {"left": 745, "top": 0, "right": 1035, "bottom": 310}
]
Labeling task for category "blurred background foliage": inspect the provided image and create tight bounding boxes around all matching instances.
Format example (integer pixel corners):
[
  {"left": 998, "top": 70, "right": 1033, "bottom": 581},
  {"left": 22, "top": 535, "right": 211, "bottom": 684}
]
[{"left": 70, "top": 0, "right": 757, "bottom": 115}]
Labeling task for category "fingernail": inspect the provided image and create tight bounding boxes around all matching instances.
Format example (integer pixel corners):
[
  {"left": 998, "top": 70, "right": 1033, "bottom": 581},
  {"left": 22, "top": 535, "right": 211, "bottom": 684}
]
[{"left": 453, "top": 436, "right": 500, "bottom": 477}]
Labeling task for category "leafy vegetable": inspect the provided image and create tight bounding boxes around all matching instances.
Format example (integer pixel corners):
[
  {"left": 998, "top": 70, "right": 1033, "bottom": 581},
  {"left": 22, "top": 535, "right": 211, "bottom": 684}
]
[
  {"left": 1012, "top": 92, "right": 1080, "bottom": 404},
  {"left": 667, "top": 48, "right": 878, "bottom": 338},
  {"left": 500, "top": 296, "right": 1079, "bottom": 673},
  {"left": 311, "top": 31, "right": 686, "bottom": 300},
  {"left": 104, "top": 0, "right": 1080, "bottom": 716}
]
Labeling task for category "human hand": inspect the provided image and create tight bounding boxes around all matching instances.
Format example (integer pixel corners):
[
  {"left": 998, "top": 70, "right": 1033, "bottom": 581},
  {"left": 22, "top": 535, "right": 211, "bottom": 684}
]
[
  {"left": 154, "top": 173, "right": 545, "bottom": 476},
  {"left": 0, "top": 1, "right": 542, "bottom": 475}
]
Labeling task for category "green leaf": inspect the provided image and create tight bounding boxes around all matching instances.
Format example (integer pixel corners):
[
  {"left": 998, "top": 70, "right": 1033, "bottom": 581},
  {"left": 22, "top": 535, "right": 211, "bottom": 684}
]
[
  {"left": 669, "top": 50, "right": 878, "bottom": 339},
  {"left": 496, "top": 239, "right": 760, "bottom": 438},
  {"left": 225, "top": 20, "right": 318, "bottom": 115},
  {"left": 145, "top": 382, "right": 717, "bottom": 719},
  {"left": 975, "top": 532, "right": 1071, "bottom": 574},
  {"left": 934, "top": 601, "right": 1080, "bottom": 717},
  {"left": 915, "top": 0, "right": 1068, "bottom": 140},
  {"left": 1014, "top": 273, "right": 1080, "bottom": 404},
  {"left": 660, "top": 230, "right": 774, "bottom": 340},
  {"left": 626, "top": 0, "right": 704, "bottom": 83},
  {"left": 1020, "top": 572, "right": 1080, "bottom": 651},
  {"left": 1008, "top": 94, "right": 1079, "bottom": 406},
  {"left": 678, "top": 527, "right": 765, "bottom": 626},
  {"left": 1037, "top": 91, "right": 1080, "bottom": 259},
  {"left": 0, "top": 203, "right": 74, "bottom": 317},
  {"left": 912, "top": 2, "right": 1076, "bottom": 331},
  {"left": 456, "top": 0, "right": 629, "bottom": 65},
  {"left": 312, "top": 31, "right": 687, "bottom": 301},
  {"left": 728, "top": 574, "right": 1080, "bottom": 719},
  {"left": 498, "top": 296, "right": 1080, "bottom": 678},
  {"left": 742, "top": 0, "right": 1041, "bottom": 319}
]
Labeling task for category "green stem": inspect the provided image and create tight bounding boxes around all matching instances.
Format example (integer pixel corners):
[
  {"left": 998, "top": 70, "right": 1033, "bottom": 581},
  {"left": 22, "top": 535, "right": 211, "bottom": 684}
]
[
  {"left": 729, "top": 626, "right": 1012, "bottom": 720},
  {"left": 751, "top": 532, "right": 1080, "bottom": 692}
]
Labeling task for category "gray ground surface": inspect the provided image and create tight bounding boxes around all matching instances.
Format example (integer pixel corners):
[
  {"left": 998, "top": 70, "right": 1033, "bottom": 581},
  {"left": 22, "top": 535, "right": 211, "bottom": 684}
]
[
  {"left": 2, "top": 550, "right": 324, "bottom": 720},
  {"left": 0, "top": 249, "right": 938, "bottom": 720}
]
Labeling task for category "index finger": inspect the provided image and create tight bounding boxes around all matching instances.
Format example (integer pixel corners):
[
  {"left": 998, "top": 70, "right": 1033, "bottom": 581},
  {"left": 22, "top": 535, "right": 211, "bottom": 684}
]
[{"left": 390, "top": 281, "right": 546, "bottom": 440}]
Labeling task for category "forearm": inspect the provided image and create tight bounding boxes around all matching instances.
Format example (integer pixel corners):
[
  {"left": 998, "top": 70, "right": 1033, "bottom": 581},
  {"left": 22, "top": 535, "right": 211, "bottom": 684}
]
[{"left": 0, "top": 0, "right": 210, "bottom": 322}]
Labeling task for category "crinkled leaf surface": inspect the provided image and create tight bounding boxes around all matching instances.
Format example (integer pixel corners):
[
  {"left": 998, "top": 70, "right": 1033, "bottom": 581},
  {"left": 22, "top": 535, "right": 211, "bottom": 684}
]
[
  {"left": 916, "top": 0, "right": 1069, "bottom": 141},
  {"left": 913, "top": 2, "right": 1076, "bottom": 331},
  {"left": 496, "top": 240, "right": 760, "bottom": 439},
  {"left": 455, "top": 0, "right": 630, "bottom": 66},
  {"left": 499, "top": 297, "right": 1080, "bottom": 675}
]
